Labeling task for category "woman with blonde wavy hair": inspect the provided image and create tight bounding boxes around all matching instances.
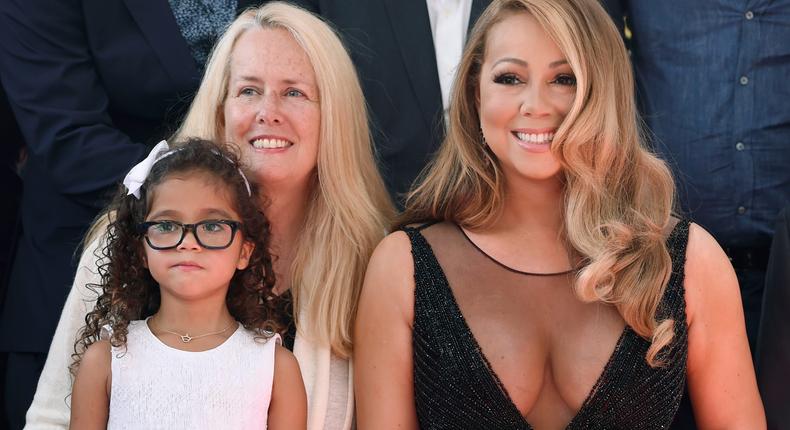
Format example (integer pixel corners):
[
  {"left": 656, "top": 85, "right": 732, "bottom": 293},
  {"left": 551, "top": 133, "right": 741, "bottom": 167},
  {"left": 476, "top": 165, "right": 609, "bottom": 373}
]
[
  {"left": 354, "top": 0, "right": 764, "bottom": 428},
  {"left": 25, "top": 3, "right": 393, "bottom": 430}
]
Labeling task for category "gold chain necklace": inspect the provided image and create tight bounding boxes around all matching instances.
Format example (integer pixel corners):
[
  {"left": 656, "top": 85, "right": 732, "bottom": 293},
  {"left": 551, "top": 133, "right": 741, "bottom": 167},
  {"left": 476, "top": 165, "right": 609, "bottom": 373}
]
[{"left": 151, "top": 316, "right": 236, "bottom": 343}]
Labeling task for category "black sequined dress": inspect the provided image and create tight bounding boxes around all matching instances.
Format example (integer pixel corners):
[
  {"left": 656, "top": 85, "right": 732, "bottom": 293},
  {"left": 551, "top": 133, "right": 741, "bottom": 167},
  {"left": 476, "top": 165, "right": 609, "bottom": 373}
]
[{"left": 406, "top": 220, "right": 690, "bottom": 429}]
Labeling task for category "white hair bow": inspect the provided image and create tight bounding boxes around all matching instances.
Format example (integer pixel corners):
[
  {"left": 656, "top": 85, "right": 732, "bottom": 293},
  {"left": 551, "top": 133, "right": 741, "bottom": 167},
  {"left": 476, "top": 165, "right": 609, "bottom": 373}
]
[{"left": 122, "top": 140, "right": 172, "bottom": 199}]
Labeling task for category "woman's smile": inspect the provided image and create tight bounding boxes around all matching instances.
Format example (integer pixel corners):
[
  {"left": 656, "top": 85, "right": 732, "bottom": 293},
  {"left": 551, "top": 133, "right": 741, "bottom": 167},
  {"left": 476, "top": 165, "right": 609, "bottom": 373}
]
[{"left": 511, "top": 128, "right": 556, "bottom": 153}]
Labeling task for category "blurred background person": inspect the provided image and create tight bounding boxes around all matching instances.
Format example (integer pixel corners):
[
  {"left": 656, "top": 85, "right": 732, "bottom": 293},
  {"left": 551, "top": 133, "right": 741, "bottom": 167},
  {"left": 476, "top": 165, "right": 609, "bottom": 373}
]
[
  {"left": 603, "top": 3, "right": 789, "bottom": 427},
  {"left": 755, "top": 205, "right": 790, "bottom": 429}
]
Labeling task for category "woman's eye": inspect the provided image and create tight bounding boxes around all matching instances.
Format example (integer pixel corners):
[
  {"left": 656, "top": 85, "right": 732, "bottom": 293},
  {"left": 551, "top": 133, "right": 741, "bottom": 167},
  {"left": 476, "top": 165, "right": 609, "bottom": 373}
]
[
  {"left": 239, "top": 87, "right": 258, "bottom": 97},
  {"left": 285, "top": 88, "right": 305, "bottom": 97},
  {"left": 493, "top": 73, "right": 523, "bottom": 85},
  {"left": 552, "top": 74, "right": 577, "bottom": 86}
]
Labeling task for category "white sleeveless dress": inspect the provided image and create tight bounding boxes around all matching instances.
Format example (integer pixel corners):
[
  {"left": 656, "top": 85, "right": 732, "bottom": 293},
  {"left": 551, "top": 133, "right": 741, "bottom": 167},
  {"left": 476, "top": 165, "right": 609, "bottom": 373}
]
[{"left": 106, "top": 319, "right": 279, "bottom": 430}]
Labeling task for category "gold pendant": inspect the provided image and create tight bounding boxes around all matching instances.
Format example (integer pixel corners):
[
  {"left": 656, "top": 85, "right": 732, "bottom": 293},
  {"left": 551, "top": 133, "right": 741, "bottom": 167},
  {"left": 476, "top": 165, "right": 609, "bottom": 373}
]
[{"left": 180, "top": 334, "right": 192, "bottom": 343}]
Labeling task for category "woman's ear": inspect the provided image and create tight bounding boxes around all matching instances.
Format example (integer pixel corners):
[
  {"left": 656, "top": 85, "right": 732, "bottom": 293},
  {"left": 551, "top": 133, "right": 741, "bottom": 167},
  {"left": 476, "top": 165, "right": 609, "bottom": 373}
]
[{"left": 236, "top": 240, "right": 254, "bottom": 270}]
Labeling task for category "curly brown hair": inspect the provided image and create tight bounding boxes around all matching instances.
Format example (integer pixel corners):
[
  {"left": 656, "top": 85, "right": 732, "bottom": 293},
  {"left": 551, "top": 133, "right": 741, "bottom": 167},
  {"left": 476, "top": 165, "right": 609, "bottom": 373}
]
[{"left": 70, "top": 138, "right": 287, "bottom": 376}]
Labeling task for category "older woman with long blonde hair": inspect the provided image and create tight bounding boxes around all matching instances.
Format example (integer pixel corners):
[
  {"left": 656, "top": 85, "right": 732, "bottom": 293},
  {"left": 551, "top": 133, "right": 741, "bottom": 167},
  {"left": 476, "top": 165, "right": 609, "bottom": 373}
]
[
  {"left": 25, "top": 3, "right": 393, "bottom": 430},
  {"left": 354, "top": 0, "right": 764, "bottom": 428}
]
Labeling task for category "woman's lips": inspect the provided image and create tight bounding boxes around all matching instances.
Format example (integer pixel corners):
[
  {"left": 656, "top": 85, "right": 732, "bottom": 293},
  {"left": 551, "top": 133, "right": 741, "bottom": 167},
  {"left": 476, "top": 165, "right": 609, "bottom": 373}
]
[
  {"left": 512, "top": 130, "right": 555, "bottom": 153},
  {"left": 249, "top": 136, "right": 293, "bottom": 150}
]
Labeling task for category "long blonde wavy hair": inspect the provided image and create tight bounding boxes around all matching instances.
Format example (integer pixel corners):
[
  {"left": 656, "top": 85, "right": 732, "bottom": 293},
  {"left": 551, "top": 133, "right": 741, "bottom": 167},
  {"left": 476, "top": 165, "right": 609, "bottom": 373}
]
[
  {"left": 172, "top": 2, "right": 394, "bottom": 357},
  {"left": 402, "top": 0, "right": 676, "bottom": 366}
]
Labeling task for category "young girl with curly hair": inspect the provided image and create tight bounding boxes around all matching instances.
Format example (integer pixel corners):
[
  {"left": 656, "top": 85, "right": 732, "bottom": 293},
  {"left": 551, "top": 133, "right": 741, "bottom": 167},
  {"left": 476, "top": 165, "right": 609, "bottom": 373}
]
[{"left": 68, "top": 138, "right": 306, "bottom": 429}]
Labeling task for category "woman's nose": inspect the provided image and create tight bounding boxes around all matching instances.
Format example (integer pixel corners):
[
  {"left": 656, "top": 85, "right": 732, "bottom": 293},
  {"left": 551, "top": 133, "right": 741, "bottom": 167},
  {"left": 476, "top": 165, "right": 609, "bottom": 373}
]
[
  {"left": 519, "top": 84, "right": 551, "bottom": 118},
  {"left": 255, "top": 92, "right": 283, "bottom": 125}
]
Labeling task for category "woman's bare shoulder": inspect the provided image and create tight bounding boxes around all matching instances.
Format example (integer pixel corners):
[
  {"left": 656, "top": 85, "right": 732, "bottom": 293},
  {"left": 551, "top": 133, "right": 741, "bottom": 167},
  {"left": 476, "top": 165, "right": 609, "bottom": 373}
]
[
  {"left": 360, "top": 229, "right": 416, "bottom": 323},
  {"left": 683, "top": 222, "right": 739, "bottom": 325}
]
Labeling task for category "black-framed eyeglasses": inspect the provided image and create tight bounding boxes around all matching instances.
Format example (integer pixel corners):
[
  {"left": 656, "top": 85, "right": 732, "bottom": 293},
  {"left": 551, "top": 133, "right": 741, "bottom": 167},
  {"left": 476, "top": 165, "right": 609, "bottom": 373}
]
[{"left": 136, "top": 220, "right": 243, "bottom": 250}]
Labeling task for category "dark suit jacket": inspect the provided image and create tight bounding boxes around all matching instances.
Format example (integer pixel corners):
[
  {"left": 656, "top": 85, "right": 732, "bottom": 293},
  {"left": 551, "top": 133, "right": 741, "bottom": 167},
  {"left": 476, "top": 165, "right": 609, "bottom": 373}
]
[
  {"left": 289, "top": 0, "right": 490, "bottom": 204},
  {"left": 756, "top": 207, "right": 790, "bottom": 430},
  {"left": 0, "top": 81, "right": 24, "bottom": 304},
  {"left": 0, "top": 0, "right": 258, "bottom": 353}
]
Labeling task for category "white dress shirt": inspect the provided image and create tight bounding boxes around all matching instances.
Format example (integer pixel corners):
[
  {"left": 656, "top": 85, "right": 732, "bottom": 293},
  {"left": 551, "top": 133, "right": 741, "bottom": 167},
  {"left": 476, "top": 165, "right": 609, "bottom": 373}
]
[{"left": 426, "top": 0, "right": 472, "bottom": 121}]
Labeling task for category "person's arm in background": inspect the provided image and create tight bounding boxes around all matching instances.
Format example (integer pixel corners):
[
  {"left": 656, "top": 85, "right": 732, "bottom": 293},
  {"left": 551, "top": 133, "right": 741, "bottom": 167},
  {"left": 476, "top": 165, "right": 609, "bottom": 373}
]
[
  {"left": 23, "top": 232, "right": 106, "bottom": 429},
  {"left": 0, "top": 0, "right": 146, "bottom": 210}
]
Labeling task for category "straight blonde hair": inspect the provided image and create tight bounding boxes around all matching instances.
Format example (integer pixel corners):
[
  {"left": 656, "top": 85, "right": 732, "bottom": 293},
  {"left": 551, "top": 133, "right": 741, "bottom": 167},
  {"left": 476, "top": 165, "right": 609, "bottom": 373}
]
[
  {"left": 402, "top": 0, "right": 676, "bottom": 366},
  {"left": 175, "top": 2, "right": 394, "bottom": 357}
]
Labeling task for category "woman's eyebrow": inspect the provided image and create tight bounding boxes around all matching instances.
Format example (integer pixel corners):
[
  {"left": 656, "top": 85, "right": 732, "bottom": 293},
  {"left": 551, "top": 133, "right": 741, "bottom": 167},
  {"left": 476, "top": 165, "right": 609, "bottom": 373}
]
[
  {"left": 492, "top": 57, "right": 527, "bottom": 68},
  {"left": 490, "top": 58, "right": 569, "bottom": 68}
]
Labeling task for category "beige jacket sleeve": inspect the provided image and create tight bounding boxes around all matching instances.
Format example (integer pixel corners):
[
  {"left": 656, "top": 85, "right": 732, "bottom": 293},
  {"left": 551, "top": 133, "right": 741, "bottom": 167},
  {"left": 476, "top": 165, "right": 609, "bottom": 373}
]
[
  {"left": 23, "top": 236, "right": 104, "bottom": 430},
  {"left": 292, "top": 312, "right": 355, "bottom": 430}
]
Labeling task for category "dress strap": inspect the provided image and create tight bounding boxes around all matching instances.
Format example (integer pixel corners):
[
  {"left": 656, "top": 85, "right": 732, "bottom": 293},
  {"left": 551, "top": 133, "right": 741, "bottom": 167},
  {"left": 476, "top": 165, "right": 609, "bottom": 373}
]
[
  {"left": 658, "top": 218, "right": 692, "bottom": 330},
  {"left": 666, "top": 218, "right": 692, "bottom": 270},
  {"left": 401, "top": 220, "right": 440, "bottom": 233}
]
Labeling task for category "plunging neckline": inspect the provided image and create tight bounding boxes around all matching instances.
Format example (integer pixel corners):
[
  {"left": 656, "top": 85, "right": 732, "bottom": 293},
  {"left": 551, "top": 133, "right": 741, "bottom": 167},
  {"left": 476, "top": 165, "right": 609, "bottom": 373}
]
[
  {"left": 418, "top": 228, "right": 634, "bottom": 429},
  {"left": 457, "top": 225, "right": 577, "bottom": 277}
]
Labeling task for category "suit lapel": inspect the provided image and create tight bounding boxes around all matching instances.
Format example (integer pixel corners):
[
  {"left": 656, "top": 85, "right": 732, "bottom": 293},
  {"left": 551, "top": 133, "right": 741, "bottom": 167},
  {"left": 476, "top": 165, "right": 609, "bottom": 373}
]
[
  {"left": 383, "top": 0, "right": 443, "bottom": 133},
  {"left": 123, "top": 0, "right": 200, "bottom": 86}
]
